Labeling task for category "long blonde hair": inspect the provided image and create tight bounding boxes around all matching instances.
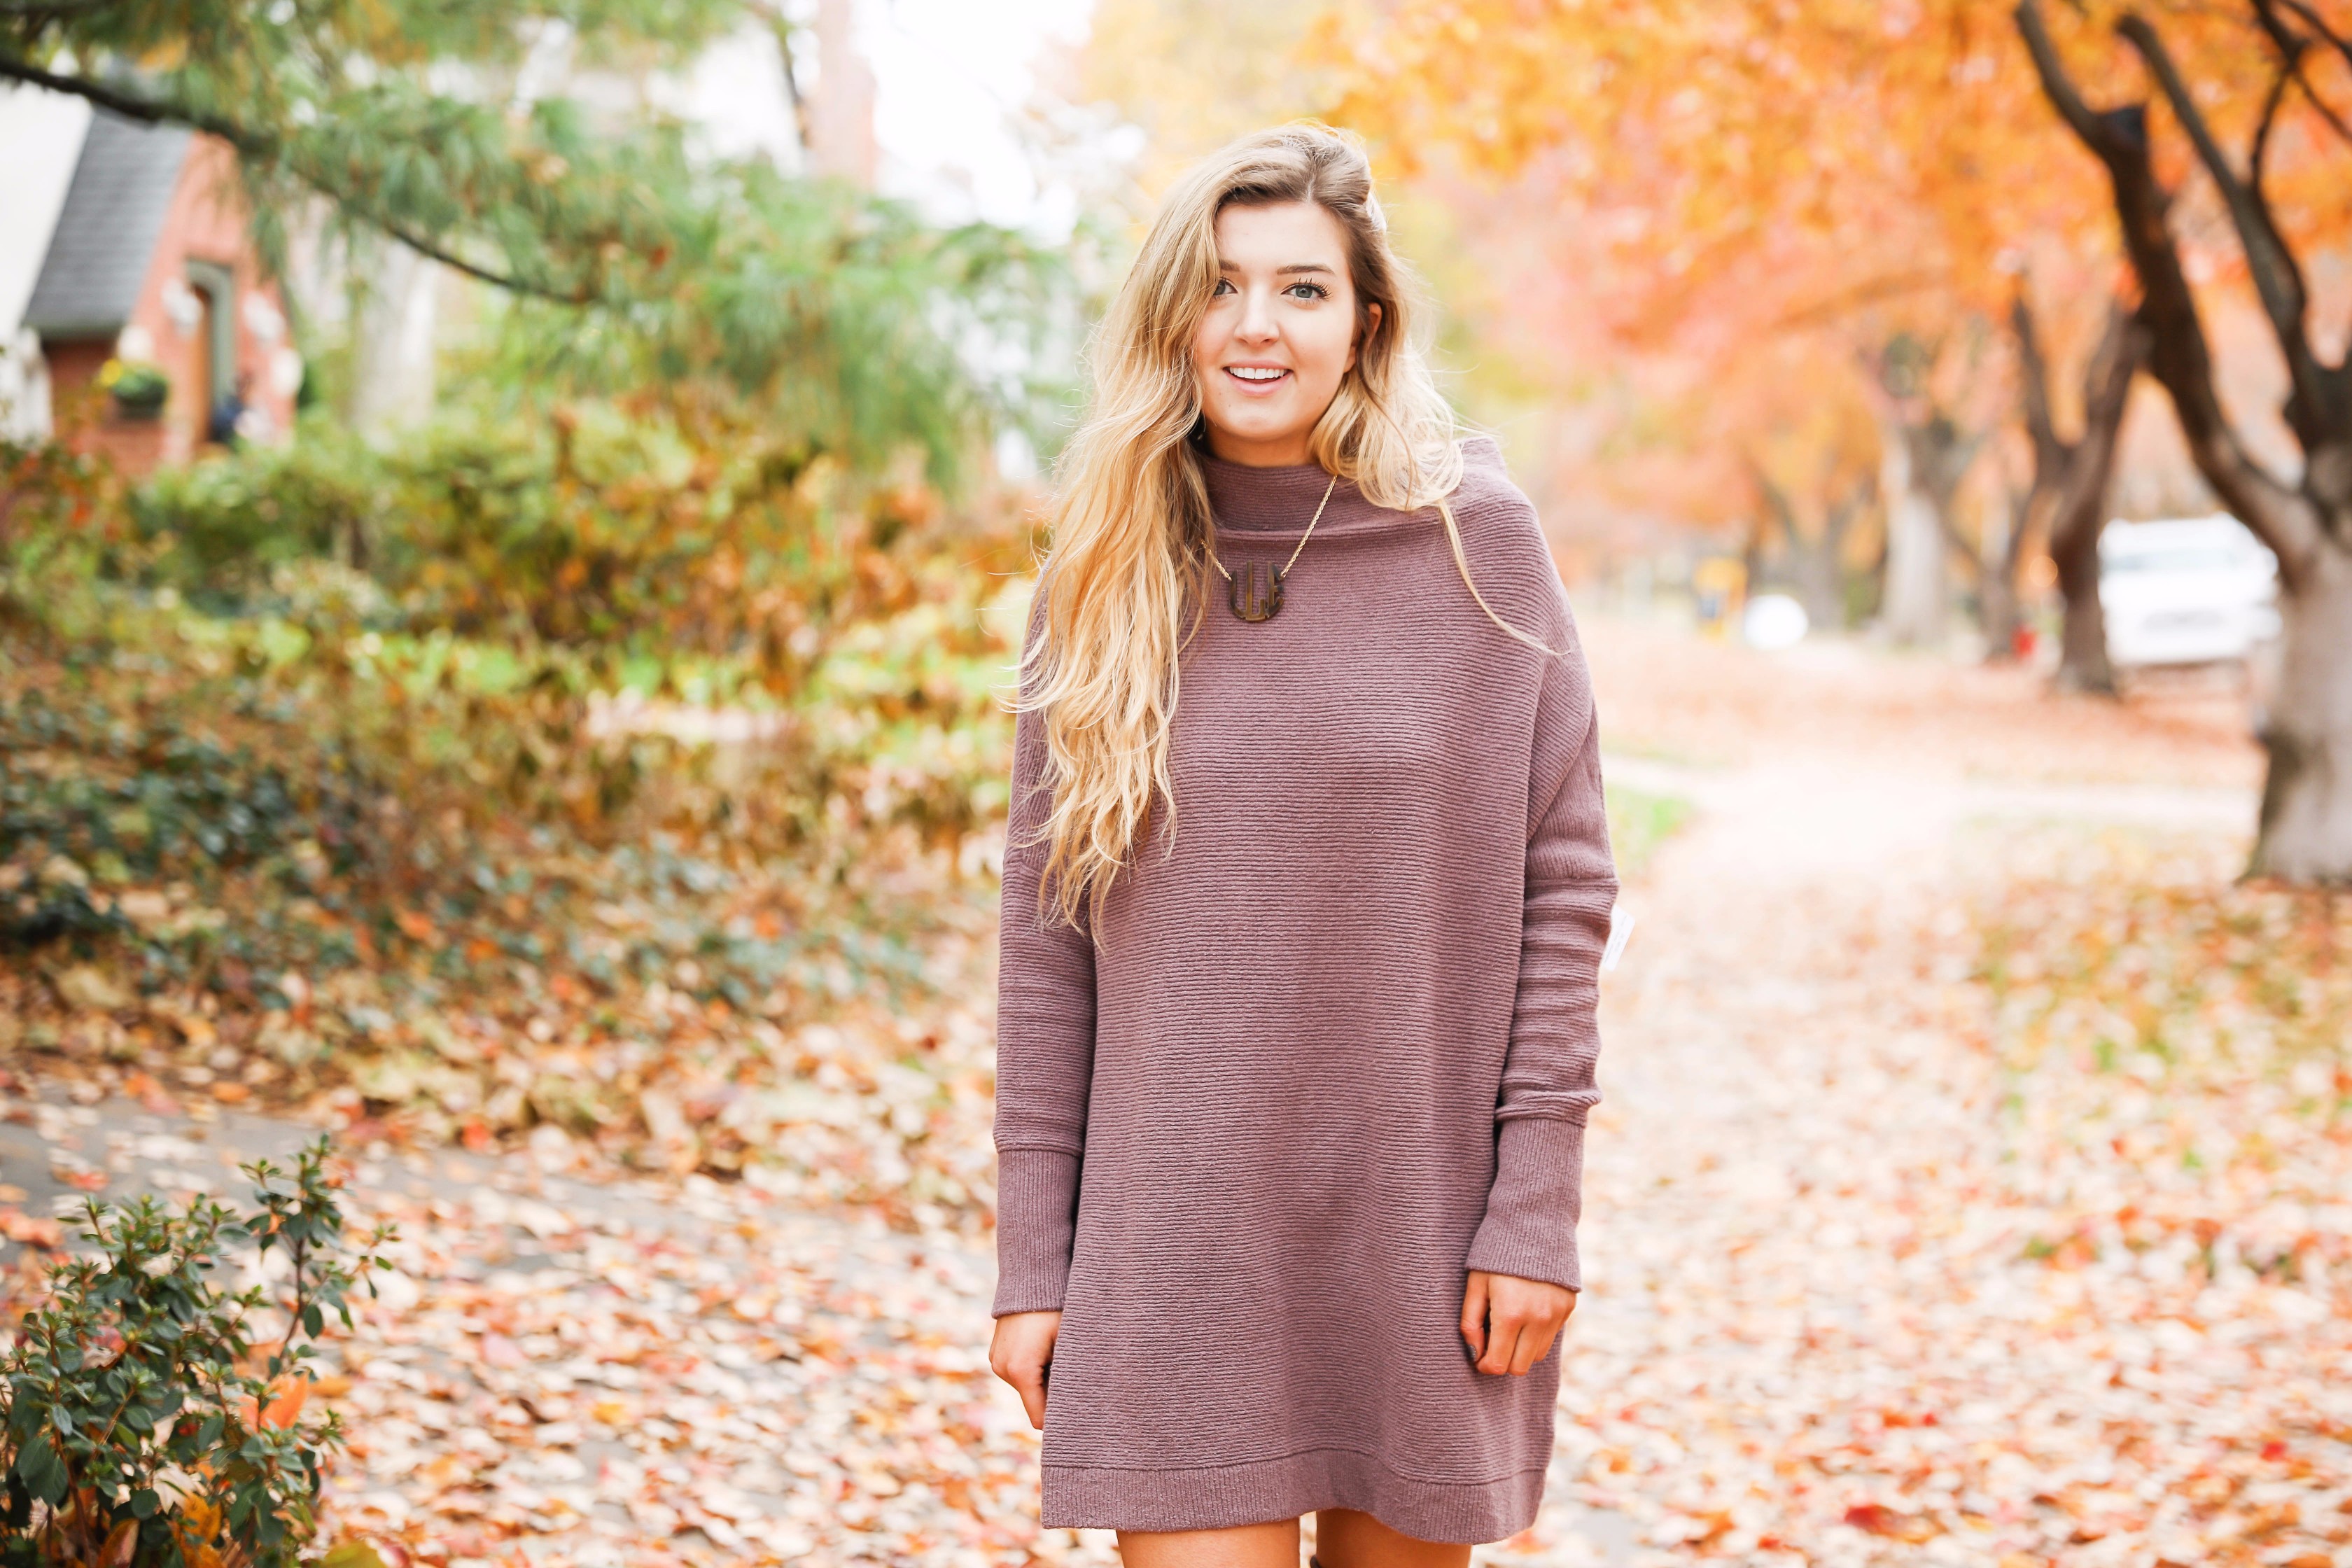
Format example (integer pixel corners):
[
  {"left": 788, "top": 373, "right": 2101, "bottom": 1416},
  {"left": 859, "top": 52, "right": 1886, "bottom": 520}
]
[{"left": 1022, "top": 123, "right": 1471, "bottom": 927}]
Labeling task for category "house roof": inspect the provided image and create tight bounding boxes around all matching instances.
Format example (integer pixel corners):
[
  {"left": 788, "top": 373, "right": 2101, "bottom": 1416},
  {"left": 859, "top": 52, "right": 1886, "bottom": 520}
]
[{"left": 22, "top": 108, "right": 190, "bottom": 340}]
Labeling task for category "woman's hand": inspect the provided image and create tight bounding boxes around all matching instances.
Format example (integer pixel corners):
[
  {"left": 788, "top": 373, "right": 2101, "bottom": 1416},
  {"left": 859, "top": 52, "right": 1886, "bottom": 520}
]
[
  {"left": 1460, "top": 1270, "right": 1576, "bottom": 1376},
  {"left": 989, "top": 1310, "right": 1063, "bottom": 1429}
]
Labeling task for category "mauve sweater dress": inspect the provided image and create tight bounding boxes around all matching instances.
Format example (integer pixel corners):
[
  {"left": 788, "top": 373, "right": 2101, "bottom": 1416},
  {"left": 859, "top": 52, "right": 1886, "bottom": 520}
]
[{"left": 991, "top": 436, "right": 1616, "bottom": 1544}]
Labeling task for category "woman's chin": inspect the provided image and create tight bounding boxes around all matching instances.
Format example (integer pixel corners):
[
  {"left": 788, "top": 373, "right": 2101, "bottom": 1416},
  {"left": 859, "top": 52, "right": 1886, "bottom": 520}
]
[{"left": 1205, "top": 414, "right": 1315, "bottom": 458}]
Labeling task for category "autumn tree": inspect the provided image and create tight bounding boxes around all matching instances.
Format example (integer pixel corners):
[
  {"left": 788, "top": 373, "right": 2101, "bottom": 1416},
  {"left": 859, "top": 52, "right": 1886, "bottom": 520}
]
[
  {"left": 1317, "top": 0, "right": 2132, "bottom": 657},
  {"left": 2015, "top": 0, "right": 2352, "bottom": 877}
]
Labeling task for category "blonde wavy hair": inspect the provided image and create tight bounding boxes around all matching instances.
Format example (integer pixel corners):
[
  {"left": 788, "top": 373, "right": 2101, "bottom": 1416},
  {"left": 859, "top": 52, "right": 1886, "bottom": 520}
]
[{"left": 1023, "top": 122, "right": 1514, "bottom": 927}]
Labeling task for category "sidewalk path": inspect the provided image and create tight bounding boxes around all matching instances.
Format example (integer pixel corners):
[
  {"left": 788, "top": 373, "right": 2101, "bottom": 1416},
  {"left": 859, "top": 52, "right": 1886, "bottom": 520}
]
[{"left": 1497, "top": 627, "right": 2346, "bottom": 1567}]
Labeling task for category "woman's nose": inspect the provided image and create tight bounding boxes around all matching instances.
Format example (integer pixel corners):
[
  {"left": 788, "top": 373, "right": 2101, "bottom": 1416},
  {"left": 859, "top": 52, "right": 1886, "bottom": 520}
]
[{"left": 1236, "top": 288, "right": 1279, "bottom": 342}]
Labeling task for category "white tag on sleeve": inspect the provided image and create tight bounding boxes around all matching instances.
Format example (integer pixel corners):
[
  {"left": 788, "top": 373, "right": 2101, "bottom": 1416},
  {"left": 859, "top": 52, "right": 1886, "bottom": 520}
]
[{"left": 1600, "top": 903, "right": 1635, "bottom": 974}]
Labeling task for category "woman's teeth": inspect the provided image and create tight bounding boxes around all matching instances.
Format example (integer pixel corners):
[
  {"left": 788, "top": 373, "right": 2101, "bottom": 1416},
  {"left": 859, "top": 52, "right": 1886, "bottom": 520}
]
[{"left": 1228, "top": 367, "right": 1287, "bottom": 382}]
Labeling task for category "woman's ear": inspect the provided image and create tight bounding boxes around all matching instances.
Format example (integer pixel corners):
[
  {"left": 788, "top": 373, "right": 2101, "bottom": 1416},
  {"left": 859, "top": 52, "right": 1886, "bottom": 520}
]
[{"left": 1349, "top": 300, "right": 1385, "bottom": 374}]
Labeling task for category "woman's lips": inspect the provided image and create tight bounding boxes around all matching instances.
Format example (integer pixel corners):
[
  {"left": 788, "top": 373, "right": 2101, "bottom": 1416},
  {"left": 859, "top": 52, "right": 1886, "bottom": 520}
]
[{"left": 1222, "top": 366, "right": 1292, "bottom": 395}]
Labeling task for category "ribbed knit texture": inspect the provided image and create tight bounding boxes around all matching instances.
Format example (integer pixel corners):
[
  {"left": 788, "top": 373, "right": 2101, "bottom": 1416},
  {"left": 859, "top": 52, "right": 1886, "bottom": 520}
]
[{"left": 992, "top": 437, "right": 1616, "bottom": 1545}]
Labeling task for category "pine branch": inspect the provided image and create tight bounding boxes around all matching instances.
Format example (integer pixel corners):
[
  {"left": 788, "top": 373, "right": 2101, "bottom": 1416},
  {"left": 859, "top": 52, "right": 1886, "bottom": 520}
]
[{"left": 0, "top": 51, "right": 584, "bottom": 302}]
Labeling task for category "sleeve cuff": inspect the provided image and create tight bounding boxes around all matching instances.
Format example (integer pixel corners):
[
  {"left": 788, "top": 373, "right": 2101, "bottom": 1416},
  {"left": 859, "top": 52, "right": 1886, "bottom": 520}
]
[
  {"left": 1464, "top": 1115, "right": 1586, "bottom": 1293},
  {"left": 992, "top": 1146, "right": 1082, "bottom": 1315}
]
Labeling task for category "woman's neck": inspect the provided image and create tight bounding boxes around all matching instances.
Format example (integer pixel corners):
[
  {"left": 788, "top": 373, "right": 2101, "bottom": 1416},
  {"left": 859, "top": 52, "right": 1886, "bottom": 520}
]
[{"left": 1202, "top": 426, "right": 1316, "bottom": 468}]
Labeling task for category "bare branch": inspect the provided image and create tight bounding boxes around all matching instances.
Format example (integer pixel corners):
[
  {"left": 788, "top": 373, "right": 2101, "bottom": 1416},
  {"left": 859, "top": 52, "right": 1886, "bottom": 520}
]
[
  {"left": 2013, "top": 1, "right": 2115, "bottom": 150},
  {"left": 2253, "top": 0, "right": 2352, "bottom": 158},
  {"left": 2249, "top": 53, "right": 2294, "bottom": 189},
  {"left": 750, "top": 2, "right": 812, "bottom": 155},
  {"left": 0, "top": 51, "right": 585, "bottom": 303},
  {"left": 2293, "top": 59, "right": 2352, "bottom": 144},
  {"left": 2275, "top": 0, "right": 2352, "bottom": 77},
  {"left": 2010, "top": 290, "right": 2064, "bottom": 465},
  {"left": 2054, "top": 303, "right": 2146, "bottom": 532},
  {"left": 2116, "top": 12, "right": 2328, "bottom": 436},
  {"left": 2011, "top": 0, "right": 2316, "bottom": 575}
]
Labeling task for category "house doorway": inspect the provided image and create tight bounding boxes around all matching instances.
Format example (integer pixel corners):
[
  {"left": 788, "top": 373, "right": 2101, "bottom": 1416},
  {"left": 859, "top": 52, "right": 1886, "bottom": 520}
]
[{"left": 185, "top": 259, "right": 236, "bottom": 444}]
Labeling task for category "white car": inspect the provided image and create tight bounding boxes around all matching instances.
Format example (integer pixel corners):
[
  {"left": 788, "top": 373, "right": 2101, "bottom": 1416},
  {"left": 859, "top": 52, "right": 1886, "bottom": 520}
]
[{"left": 2100, "top": 514, "right": 2281, "bottom": 669}]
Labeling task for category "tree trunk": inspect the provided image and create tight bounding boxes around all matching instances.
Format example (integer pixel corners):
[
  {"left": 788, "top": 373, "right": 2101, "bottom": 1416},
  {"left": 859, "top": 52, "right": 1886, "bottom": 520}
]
[
  {"left": 1978, "top": 508, "right": 2024, "bottom": 662},
  {"left": 2012, "top": 295, "right": 2146, "bottom": 695},
  {"left": 1800, "top": 488, "right": 1863, "bottom": 631},
  {"left": 2047, "top": 505, "right": 2111, "bottom": 692},
  {"left": 1753, "top": 461, "right": 1866, "bottom": 632},
  {"left": 1878, "top": 414, "right": 1948, "bottom": 645},
  {"left": 2257, "top": 538, "right": 2352, "bottom": 879}
]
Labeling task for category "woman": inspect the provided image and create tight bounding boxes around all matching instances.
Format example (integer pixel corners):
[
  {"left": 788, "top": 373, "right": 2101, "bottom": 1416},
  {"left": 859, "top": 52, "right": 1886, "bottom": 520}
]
[{"left": 988, "top": 123, "right": 1616, "bottom": 1568}]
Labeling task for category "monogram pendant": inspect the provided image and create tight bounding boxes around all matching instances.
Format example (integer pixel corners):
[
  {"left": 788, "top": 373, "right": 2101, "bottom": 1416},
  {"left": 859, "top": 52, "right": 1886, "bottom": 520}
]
[{"left": 1229, "top": 561, "right": 1284, "bottom": 623}]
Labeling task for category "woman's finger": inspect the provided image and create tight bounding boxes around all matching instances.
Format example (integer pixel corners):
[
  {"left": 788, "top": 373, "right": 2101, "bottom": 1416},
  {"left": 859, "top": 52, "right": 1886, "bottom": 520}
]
[
  {"left": 1460, "top": 1273, "right": 1490, "bottom": 1360},
  {"left": 988, "top": 1311, "right": 1060, "bottom": 1431},
  {"left": 1511, "top": 1317, "right": 1555, "bottom": 1375},
  {"left": 1015, "top": 1362, "right": 1049, "bottom": 1429},
  {"left": 1477, "top": 1312, "right": 1523, "bottom": 1375}
]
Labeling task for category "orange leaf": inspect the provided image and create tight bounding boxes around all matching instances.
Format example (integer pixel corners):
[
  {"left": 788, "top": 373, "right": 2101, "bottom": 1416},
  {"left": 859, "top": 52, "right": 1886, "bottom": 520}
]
[
  {"left": 238, "top": 1373, "right": 312, "bottom": 1431},
  {"left": 0, "top": 1209, "right": 64, "bottom": 1248}
]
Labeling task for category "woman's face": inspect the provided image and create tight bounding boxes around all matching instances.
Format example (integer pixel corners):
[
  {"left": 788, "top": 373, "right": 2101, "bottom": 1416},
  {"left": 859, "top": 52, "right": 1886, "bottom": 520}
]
[{"left": 1190, "top": 200, "right": 1380, "bottom": 468}]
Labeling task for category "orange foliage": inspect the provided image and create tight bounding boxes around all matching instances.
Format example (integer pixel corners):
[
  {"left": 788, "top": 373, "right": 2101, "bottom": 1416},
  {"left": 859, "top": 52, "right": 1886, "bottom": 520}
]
[
  {"left": 1321, "top": 0, "right": 2352, "bottom": 346},
  {"left": 1308, "top": 0, "right": 2352, "bottom": 567},
  {"left": 1320, "top": 0, "right": 2110, "bottom": 335}
]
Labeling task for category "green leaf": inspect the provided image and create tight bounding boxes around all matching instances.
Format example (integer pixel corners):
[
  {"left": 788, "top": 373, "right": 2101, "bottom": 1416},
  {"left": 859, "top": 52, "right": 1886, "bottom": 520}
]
[
  {"left": 131, "top": 1486, "right": 160, "bottom": 1518},
  {"left": 13, "top": 1436, "right": 65, "bottom": 1506}
]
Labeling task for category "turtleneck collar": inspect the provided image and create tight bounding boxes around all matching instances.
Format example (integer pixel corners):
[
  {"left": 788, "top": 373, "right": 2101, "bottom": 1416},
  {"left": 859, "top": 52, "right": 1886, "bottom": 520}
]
[
  {"left": 1195, "top": 446, "right": 1383, "bottom": 536},
  {"left": 1194, "top": 435, "right": 1502, "bottom": 537}
]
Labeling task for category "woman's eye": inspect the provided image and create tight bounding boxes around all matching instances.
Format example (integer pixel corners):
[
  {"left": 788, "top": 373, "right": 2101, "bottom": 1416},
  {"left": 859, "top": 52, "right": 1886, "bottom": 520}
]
[
  {"left": 1212, "top": 279, "right": 1236, "bottom": 296},
  {"left": 1285, "top": 282, "right": 1329, "bottom": 301}
]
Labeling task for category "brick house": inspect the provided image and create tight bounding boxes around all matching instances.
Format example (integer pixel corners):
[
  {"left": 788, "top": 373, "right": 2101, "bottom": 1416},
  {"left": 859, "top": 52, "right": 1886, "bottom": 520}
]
[{"left": 1, "top": 90, "right": 299, "bottom": 475}]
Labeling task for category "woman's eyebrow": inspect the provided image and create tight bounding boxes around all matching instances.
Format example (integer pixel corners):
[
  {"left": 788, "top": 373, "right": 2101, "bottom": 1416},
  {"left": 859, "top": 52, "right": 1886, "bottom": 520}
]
[{"left": 1212, "top": 260, "right": 1340, "bottom": 275}]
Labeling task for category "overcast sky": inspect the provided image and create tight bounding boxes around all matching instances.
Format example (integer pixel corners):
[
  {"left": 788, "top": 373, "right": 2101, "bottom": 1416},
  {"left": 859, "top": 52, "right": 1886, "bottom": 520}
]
[
  {"left": 678, "top": 0, "right": 1111, "bottom": 237},
  {"left": 866, "top": 0, "right": 1102, "bottom": 232}
]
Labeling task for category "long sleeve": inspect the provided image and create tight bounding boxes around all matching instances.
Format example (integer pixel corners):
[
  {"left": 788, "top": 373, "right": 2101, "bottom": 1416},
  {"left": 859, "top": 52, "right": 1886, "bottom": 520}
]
[
  {"left": 1464, "top": 628, "right": 1616, "bottom": 1294},
  {"left": 990, "top": 669, "right": 1098, "bottom": 1317}
]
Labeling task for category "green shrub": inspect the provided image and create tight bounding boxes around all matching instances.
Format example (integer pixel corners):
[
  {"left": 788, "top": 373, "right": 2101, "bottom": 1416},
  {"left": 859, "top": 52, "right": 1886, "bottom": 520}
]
[
  {"left": 0, "top": 1138, "right": 390, "bottom": 1567},
  {"left": 0, "top": 687, "right": 374, "bottom": 953},
  {"left": 130, "top": 429, "right": 386, "bottom": 600}
]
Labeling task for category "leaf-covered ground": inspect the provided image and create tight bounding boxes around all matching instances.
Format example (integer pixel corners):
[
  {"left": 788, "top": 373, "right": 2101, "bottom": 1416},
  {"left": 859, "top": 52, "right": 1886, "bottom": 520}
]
[
  {"left": 8, "top": 618, "right": 2344, "bottom": 1567},
  {"left": 0, "top": 566, "right": 1024, "bottom": 1233}
]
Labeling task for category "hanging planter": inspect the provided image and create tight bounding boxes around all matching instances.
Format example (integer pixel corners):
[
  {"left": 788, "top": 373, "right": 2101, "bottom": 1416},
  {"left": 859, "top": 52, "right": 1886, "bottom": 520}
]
[{"left": 99, "top": 358, "right": 169, "bottom": 420}]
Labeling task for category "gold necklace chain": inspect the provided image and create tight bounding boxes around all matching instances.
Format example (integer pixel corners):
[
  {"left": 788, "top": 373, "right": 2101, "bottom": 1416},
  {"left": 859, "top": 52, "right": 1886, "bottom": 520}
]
[{"left": 1205, "top": 472, "right": 1340, "bottom": 585}]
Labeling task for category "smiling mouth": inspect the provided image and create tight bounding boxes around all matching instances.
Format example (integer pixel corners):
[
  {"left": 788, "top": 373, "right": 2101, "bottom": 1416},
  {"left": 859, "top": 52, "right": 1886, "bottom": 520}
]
[{"left": 1224, "top": 367, "right": 1290, "bottom": 384}]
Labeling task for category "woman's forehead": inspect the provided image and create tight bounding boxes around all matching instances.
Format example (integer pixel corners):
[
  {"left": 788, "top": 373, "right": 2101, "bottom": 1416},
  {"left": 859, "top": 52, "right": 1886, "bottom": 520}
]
[{"left": 1213, "top": 200, "right": 1351, "bottom": 270}]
